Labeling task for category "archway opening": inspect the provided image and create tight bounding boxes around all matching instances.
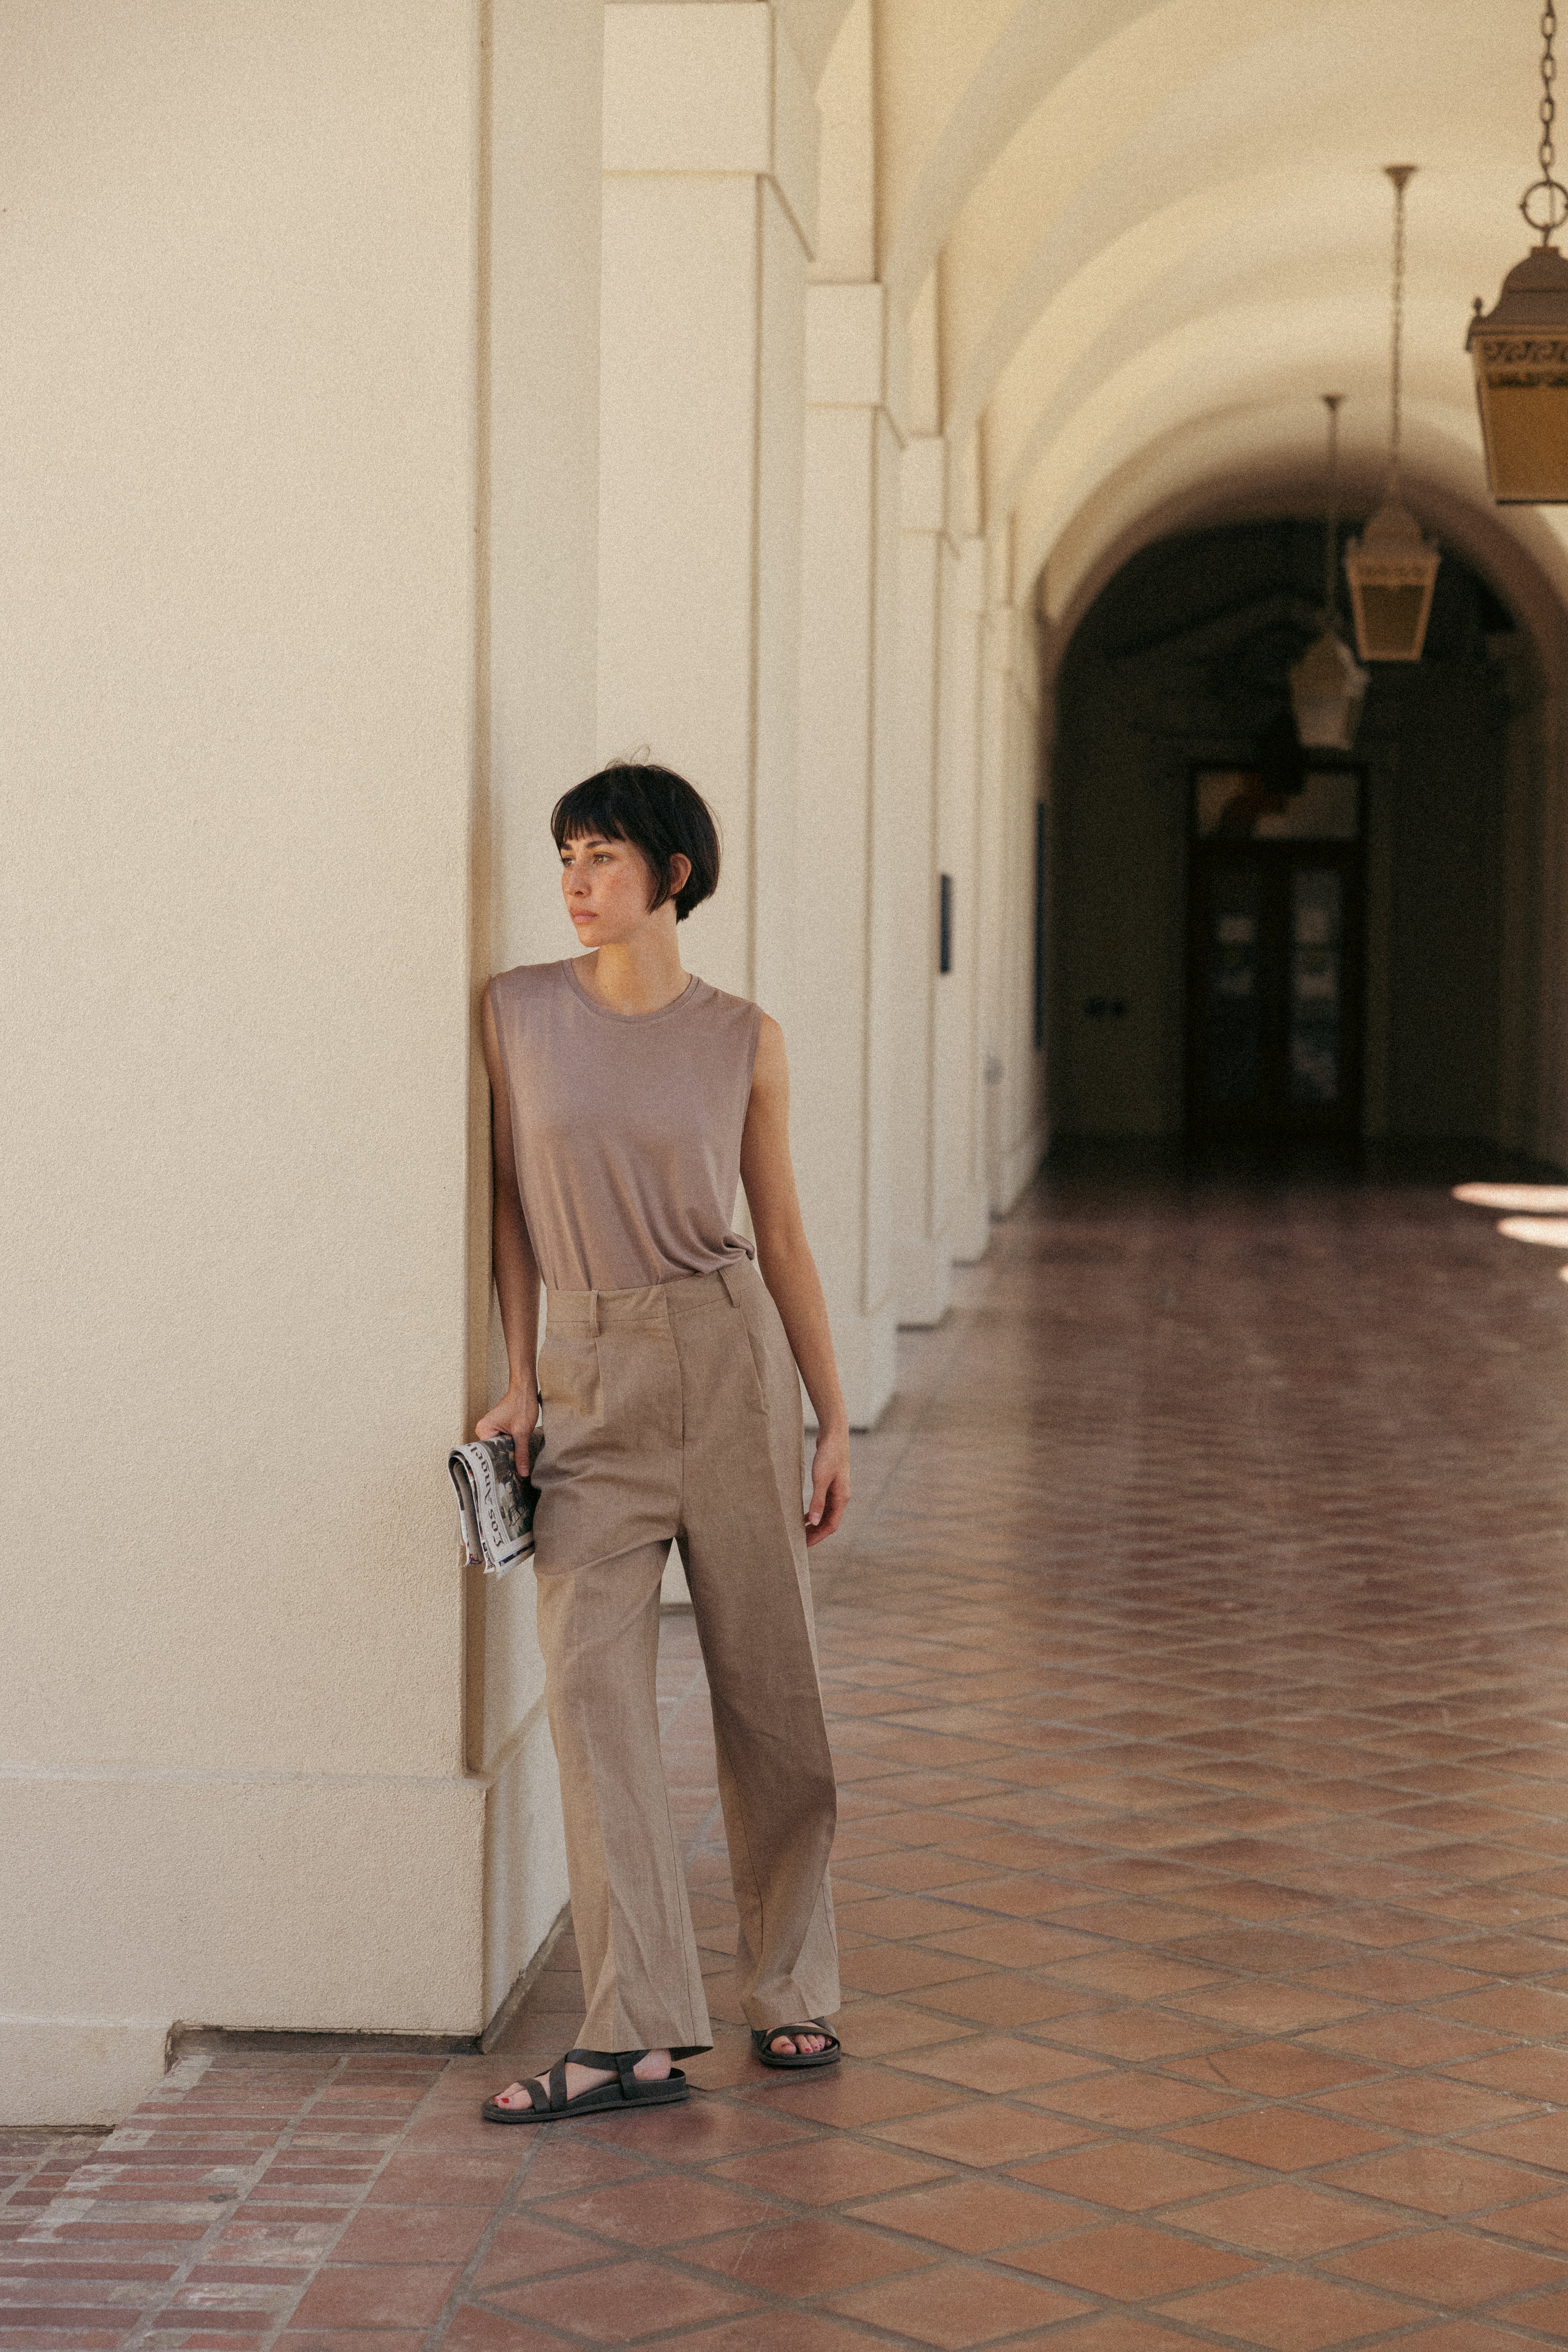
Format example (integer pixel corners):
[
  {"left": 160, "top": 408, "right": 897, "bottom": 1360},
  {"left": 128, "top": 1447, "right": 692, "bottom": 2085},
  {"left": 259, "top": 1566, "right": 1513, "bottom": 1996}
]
[{"left": 1046, "top": 516, "right": 1546, "bottom": 1160}]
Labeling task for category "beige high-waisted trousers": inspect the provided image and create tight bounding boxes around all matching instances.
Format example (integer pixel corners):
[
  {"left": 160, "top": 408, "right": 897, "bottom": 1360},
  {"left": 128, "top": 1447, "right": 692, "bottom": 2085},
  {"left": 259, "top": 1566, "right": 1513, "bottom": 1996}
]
[{"left": 531, "top": 1254, "right": 839, "bottom": 2058}]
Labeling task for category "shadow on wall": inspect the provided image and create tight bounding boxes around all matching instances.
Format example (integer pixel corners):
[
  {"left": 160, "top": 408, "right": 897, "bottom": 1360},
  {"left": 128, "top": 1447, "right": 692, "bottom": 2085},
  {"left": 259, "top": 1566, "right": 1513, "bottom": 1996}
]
[{"left": 1050, "top": 519, "right": 1529, "bottom": 1149}]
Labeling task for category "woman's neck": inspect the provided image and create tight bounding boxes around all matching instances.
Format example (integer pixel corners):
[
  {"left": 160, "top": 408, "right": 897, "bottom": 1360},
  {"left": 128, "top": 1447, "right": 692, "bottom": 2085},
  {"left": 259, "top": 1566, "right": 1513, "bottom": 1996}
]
[{"left": 575, "top": 931, "right": 688, "bottom": 1016}]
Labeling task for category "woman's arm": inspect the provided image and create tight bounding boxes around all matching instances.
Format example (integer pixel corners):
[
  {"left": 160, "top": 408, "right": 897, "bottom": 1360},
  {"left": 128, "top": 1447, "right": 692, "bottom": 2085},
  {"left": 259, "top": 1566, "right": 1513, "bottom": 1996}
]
[
  {"left": 475, "top": 983, "right": 541, "bottom": 1453},
  {"left": 739, "top": 1015, "right": 850, "bottom": 1547}
]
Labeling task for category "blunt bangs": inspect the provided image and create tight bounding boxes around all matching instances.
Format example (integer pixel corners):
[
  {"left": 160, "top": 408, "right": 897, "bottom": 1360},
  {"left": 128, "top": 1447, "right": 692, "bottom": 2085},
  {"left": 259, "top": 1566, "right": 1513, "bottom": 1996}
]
[{"left": 550, "top": 763, "right": 721, "bottom": 922}]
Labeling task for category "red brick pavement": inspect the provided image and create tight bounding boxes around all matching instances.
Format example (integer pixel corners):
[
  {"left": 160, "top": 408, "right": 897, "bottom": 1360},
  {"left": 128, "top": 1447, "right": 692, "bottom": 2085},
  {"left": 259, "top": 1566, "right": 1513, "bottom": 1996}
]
[{"left": 11, "top": 1155, "right": 1568, "bottom": 2348}]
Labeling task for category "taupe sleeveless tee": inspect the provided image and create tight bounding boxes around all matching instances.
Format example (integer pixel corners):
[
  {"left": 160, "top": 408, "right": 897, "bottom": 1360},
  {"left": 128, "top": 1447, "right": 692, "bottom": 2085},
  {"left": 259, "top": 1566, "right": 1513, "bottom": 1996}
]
[{"left": 489, "top": 958, "right": 763, "bottom": 1294}]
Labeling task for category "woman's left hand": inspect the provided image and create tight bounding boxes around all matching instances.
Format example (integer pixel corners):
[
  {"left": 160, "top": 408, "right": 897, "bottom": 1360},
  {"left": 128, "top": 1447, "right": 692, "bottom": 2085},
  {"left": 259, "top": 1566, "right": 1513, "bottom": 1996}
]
[{"left": 806, "top": 1425, "right": 850, "bottom": 1547}]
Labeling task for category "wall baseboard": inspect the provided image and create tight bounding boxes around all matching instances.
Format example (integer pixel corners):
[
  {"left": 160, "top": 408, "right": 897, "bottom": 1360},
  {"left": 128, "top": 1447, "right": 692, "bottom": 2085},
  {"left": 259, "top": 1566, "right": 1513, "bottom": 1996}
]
[
  {"left": 996, "top": 1125, "right": 1048, "bottom": 1216},
  {"left": 1, "top": 2017, "right": 172, "bottom": 2129},
  {"left": 481, "top": 1903, "right": 571, "bottom": 2054},
  {"left": 2, "top": 1764, "right": 488, "bottom": 2127},
  {"left": 894, "top": 1233, "right": 953, "bottom": 1329},
  {"left": 948, "top": 1185, "right": 992, "bottom": 1265}
]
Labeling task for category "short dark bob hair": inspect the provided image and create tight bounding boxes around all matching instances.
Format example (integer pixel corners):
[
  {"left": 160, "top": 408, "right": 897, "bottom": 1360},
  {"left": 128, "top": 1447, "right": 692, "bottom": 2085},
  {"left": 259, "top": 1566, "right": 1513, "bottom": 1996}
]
[{"left": 550, "top": 762, "right": 720, "bottom": 923}]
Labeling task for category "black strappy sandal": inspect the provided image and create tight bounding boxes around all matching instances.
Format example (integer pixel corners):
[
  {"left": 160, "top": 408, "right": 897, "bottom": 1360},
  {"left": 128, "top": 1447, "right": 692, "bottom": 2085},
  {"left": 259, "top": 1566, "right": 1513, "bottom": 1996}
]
[
  {"left": 482, "top": 2048, "right": 688, "bottom": 2124},
  {"left": 751, "top": 2021, "right": 841, "bottom": 2070}
]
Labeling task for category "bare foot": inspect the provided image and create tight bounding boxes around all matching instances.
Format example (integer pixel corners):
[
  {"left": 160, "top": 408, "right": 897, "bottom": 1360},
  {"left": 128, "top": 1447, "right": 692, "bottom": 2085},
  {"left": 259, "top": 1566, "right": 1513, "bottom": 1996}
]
[
  {"left": 762, "top": 2026, "right": 829, "bottom": 2057},
  {"left": 488, "top": 2049, "right": 673, "bottom": 2112}
]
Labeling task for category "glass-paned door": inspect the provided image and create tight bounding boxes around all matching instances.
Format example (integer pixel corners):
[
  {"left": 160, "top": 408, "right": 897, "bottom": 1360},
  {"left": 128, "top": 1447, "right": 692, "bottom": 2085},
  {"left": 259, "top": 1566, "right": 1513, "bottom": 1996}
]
[
  {"left": 1187, "top": 769, "right": 1364, "bottom": 1139},
  {"left": 1205, "top": 868, "right": 1262, "bottom": 1106},
  {"left": 1289, "top": 868, "right": 1344, "bottom": 1106}
]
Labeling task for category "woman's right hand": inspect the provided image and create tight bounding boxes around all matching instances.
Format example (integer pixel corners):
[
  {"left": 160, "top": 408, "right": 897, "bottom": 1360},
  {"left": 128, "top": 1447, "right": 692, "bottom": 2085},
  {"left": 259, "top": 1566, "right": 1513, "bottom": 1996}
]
[{"left": 476, "top": 1381, "right": 539, "bottom": 1458}]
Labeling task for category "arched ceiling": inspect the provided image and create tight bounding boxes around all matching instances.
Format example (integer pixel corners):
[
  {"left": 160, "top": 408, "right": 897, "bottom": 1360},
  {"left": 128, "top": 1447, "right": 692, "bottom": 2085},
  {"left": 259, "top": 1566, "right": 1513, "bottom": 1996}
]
[{"left": 809, "top": 0, "right": 1568, "bottom": 619}]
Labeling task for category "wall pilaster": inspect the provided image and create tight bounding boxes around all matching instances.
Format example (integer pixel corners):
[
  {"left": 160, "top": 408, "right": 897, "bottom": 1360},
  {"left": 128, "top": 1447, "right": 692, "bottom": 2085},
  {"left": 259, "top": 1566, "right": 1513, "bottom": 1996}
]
[
  {"left": 938, "top": 534, "right": 992, "bottom": 1263},
  {"left": 794, "top": 280, "right": 900, "bottom": 1425},
  {"left": 891, "top": 437, "right": 953, "bottom": 1326},
  {"left": 597, "top": 2, "right": 816, "bottom": 1021}
]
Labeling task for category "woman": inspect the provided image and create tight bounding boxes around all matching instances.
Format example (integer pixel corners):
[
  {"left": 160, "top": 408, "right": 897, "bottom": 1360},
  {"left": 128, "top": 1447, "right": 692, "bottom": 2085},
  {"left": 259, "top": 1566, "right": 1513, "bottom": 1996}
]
[{"left": 478, "top": 762, "right": 850, "bottom": 2123}]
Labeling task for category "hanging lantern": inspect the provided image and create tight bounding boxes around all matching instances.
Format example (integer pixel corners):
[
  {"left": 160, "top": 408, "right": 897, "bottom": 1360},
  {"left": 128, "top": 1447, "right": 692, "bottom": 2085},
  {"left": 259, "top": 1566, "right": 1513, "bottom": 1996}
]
[
  {"left": 1344, "top": 494, "right": 1441, "bottom": 661},
  {"left": 1290, "top": 394, "right": 1368, "bottom": 750},
  {"left": 1467, "top": 2, "right": 1568, "bottom": 500},
  {"left": 1346, "top": 166, "right": 1441, "bottom": 662},
  {"left": 1292, "top": 630, "right": 1369, "bottom": 748}
]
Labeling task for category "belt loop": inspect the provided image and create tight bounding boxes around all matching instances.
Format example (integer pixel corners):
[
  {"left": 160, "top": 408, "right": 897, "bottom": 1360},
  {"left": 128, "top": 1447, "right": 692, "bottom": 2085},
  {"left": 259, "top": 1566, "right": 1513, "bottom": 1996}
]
[
  {"left": 718, "top": 1262, "right": 744, "bottom": 1309},
  {"left": 587, "top": 1290, "right": 600, "bottom": 1337}
]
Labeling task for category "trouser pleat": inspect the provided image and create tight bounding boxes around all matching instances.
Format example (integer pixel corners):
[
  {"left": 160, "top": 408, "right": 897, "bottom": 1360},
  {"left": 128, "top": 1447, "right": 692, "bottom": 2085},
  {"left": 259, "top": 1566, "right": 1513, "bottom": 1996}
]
[
  {"left": 534, "top": 1537, "right": 711, "bottom": 2058},
  {"left": 530, "top": 1261, "right": 838, "bottom": 2058}
]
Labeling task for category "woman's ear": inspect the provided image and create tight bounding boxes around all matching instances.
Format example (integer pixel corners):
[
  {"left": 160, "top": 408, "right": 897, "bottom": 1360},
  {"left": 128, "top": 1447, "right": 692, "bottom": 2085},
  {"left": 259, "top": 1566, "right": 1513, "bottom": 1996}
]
[{"left": 668, "top": 851, "right": 692, "bottom": 899}]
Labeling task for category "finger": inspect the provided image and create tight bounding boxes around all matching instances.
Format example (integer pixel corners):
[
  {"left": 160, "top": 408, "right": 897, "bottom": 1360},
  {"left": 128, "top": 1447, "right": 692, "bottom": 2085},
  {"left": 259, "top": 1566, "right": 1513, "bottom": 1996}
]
[
  {"left": 805, "top": 1498, "right": 840, "bottom": 1547},
  {"left": 818, "top": 1479, "right": 849, "bottom": 1536}
]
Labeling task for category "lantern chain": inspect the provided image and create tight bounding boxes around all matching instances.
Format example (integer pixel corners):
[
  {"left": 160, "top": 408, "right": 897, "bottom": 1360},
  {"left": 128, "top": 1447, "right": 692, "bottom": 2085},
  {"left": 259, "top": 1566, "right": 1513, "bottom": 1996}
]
[
  {"left": 1388, "top": 167, "right": 1408, "bottom": 487},
  {"left": 1322, "top": 393, "right": 1343, "bottom": 625},
  {"left": 1522, "top": 0, "right": 1568, "bottom": 240},
  {"left": 1543, "top": 1, "right": 1557, "bottom": 182}
]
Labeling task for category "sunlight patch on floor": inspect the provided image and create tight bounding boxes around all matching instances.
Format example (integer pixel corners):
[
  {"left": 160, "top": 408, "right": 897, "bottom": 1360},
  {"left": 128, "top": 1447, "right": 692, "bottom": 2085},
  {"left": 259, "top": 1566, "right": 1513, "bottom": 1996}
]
[{"left": 1452, "top": 1182, "right": 1568, "bottom": 1211}]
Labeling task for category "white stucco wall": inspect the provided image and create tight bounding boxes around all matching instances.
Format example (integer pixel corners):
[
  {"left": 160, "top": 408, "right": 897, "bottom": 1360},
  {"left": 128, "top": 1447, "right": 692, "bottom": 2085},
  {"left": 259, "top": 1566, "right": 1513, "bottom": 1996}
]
[{"left": 2, "top": 0, "right": 485, "bottom": 2123}]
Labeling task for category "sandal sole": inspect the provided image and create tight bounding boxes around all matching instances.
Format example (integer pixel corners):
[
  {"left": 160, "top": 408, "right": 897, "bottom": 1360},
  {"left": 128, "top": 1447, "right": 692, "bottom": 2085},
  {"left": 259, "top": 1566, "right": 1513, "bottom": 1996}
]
[{"left": 482, "top": 2083, "right": 688, "bottom": 2125}]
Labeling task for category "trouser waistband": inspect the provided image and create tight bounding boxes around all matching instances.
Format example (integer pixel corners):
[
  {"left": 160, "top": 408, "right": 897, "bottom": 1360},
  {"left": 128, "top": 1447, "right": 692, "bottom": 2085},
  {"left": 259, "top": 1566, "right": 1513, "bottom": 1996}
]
[{"left": 545, "top": 1258, "right": 756, "bottom": 1337}]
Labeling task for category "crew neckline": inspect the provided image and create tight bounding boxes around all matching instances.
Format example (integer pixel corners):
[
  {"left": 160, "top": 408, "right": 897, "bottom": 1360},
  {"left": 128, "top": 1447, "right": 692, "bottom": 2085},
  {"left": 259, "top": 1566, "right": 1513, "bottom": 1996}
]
[{"left": 562, "top": 959, "right": 703, "bottom": 1024}]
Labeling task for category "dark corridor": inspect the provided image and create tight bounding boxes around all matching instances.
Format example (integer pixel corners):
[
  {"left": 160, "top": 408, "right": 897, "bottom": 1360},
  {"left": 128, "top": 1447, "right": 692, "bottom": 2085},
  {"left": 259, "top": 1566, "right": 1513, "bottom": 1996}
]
[{"left": 1051, "top": 519, "right": 1534, "bottom": 1152}]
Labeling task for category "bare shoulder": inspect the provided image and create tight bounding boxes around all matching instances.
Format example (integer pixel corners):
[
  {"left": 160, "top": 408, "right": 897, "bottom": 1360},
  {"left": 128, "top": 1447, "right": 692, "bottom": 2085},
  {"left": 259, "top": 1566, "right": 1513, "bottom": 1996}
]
[{"left": 750, "top": 1011, "right": 789, "bottom": 1094}]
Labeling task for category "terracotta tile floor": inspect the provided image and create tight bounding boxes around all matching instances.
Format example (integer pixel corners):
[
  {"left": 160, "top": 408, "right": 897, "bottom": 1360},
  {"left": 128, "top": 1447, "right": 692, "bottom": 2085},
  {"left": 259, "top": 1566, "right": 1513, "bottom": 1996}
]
[{"left": 13, "top": 1151, "right": 1568, "bottom": 2349}]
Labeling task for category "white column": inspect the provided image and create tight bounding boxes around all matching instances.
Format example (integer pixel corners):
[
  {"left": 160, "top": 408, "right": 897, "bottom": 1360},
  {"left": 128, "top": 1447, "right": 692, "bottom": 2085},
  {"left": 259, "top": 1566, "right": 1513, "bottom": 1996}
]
[
  {"left": 597, "top": 2, "right": 817, "bottom": 1020},
  {"left": 937, "top": 533, "right": 992, "bottom": 1262},
  {"left": 1, "top": 1, "right": 485, "bottom": 2124},
  {"left": 978, "top": 542, "right": 1014, "bottom": 1214},
  {"left": 974, "top": 519, "right": 1046, "bottom": 1216},
  {"left": 982, "top": 588, "right": 1048, "bottom": 1215},
  {"left": 1539, "top": 621, "right": 1568, "bottom": 1167},
  {"left": 487, "top": 0, "right": 604, "bottom": 976},
  {"left": 794, "top": 283, "right": 900, "bottom": 1425},
  {"left": 471, "top": 0, "right": 603, "bottom": 2034},
  {"left": 891, "top": 438, "right": 953, "bottom": 1325}
]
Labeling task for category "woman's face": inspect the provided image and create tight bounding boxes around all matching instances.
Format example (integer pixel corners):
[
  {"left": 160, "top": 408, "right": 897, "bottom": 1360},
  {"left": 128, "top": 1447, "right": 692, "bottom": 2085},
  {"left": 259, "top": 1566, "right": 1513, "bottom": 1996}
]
[{"left": 559, "top": 832, "right": 673, "bottom": 947}]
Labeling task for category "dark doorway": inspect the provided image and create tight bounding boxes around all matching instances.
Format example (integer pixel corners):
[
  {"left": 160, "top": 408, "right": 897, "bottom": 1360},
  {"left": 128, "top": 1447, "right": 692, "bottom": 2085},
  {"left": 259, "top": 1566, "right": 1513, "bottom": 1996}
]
[
  {"left": 1187, "top": 766, "right": 1365, "bottom": 1139},
  {"left": 1050, "top": 520, "right": 1525, "bottom": 1151}
]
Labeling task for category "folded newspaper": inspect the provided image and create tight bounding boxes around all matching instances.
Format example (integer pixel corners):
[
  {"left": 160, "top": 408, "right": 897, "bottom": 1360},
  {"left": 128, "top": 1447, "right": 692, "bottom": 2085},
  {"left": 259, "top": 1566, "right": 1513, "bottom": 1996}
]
[{"left": 448, "top": 1433, "right": 539, "bottom": 1576}]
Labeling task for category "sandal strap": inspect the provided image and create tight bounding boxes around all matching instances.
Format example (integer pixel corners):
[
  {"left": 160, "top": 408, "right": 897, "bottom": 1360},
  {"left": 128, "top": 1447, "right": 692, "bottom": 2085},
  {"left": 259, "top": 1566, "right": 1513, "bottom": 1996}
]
[
  {"left": 566, "top": 2047, "right": 647, "bottom": 2103},
  {"left": 757, "top": 2022, "right": 839, "bottom": 2051},
  {"left": 496, "top": 2048, "right": 657, "bottom": 2116}
]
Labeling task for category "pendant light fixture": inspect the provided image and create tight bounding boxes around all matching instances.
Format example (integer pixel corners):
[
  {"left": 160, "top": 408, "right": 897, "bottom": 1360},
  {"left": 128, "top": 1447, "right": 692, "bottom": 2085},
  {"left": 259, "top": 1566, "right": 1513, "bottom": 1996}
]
[
  {"left": 1290, "top": 394, "right": 1369, "bottom": 750},
  {"left": 1345, "top": 166, "right": 1441, "bottom": 662},
  {"left": 1468, "top": 1, "right": 1568, "bottom": 500}
]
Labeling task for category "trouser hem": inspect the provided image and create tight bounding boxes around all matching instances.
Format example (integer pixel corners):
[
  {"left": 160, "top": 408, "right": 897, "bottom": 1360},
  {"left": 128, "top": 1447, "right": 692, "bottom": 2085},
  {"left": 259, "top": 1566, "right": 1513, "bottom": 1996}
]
[{"left": 740, "top": 1986, "right": 842, "bottom": 2032}]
